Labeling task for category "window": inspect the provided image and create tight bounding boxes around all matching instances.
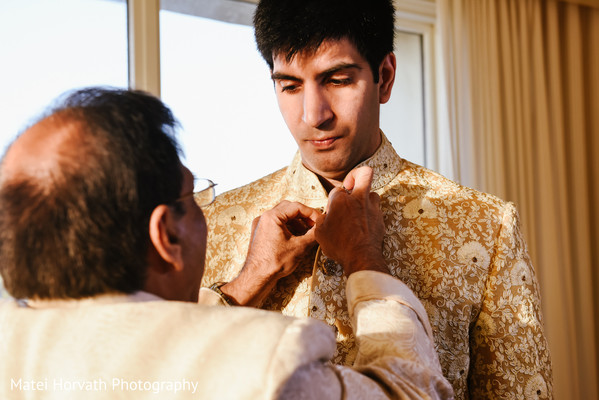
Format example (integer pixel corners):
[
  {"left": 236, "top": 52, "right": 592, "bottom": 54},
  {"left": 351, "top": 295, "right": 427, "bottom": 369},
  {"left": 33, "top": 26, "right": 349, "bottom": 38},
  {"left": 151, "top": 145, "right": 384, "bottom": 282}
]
[
  {"left": 0, "top": 0, "right": 127, "bottom": 152},
  {"left": 160, "top": 9, "right": 296, "bottom": 194},
  {"left": 0, "top": 0, "right": 128, "bottom": 298},
  {"left": 382, "top": 31, "right": 426, "bottom": 166}
]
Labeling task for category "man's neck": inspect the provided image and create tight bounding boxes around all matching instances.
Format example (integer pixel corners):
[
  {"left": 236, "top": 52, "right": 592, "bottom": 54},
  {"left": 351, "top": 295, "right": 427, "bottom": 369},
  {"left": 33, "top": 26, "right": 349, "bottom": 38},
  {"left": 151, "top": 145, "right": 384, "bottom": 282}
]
[{"left": 317, "top": 174, "right": 343, "bottom": 193}]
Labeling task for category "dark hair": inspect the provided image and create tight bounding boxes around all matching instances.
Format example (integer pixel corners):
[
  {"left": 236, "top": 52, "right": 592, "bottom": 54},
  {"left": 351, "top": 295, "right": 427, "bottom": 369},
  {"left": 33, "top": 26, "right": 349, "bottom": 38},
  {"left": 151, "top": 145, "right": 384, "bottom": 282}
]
[
  {"left": 0, "top": 87, "right": 183, "bottom": 299},
  {"left": 253, "top": 0, "right": 395, "bottom": 82}
]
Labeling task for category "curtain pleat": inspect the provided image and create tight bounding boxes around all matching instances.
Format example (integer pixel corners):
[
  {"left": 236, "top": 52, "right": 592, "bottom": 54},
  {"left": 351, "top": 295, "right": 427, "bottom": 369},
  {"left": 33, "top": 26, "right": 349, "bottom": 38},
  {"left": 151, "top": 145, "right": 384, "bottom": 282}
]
[{"left": 437, "top": 0, "right": 599, "bottom": 398}]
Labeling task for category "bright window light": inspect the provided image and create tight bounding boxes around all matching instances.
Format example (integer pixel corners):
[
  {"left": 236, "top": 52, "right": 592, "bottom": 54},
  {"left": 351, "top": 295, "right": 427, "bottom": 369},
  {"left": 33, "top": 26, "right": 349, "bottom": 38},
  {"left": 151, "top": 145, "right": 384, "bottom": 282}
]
[{"left": 0, "top": 0, "right": 127, "bottom": 298}]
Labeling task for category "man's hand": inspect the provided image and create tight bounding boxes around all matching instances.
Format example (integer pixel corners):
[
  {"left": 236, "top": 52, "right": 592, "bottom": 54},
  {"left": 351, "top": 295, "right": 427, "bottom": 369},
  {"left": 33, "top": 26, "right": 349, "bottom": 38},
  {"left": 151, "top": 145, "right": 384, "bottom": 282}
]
[
  {"left": 315, "top": 166, "right": 388, "bottom": 276},
  {"left": 221, "top": 201, "right": 321, "bottom": 307}
]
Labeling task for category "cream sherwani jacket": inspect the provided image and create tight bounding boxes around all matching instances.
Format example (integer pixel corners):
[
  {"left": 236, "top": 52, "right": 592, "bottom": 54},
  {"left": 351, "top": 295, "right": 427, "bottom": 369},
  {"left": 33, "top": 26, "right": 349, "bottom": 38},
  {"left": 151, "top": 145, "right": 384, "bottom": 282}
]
[
  {"left": 0, "top": 271, "right": 453, "bottom": 400},
  {"left": 203, "top": 134, "right": 553, "bottom": 399}
]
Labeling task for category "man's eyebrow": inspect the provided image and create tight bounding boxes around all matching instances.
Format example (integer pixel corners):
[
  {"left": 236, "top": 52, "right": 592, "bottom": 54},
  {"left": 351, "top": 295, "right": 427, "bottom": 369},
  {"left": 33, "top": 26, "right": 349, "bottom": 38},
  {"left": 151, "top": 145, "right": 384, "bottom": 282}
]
[
  {"left": 317, "top": 63, "right": 362, "bottom": 79},
  {"left": 270, "top": 72, "right": 300, "bottom": 81},
  {"left": 270, "top": 63, "right": 363, "bottom": 82}
]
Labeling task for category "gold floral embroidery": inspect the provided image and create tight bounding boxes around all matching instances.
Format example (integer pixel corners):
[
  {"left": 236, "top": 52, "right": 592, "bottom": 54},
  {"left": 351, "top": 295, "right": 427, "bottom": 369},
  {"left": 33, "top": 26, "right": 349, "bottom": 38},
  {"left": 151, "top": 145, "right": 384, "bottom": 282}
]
[
  {"left": 216, "top": 205, "right": 247, "bottom": 226},
  {"left": 512, "top": 260, "right": 533, "bottom": 286},
  {"left": 525, "top": 373, "right": 549, "bottom": 399},
  {"left": 475, "top": 312, "right": 497, "bottom": 336},
  {"left": 403, "top": 198, "right": 438, "bottom": 219},
  {"left": 202, "top": 133, "right": 553, "bottom": 399},
  {"left": 457, "top": 241, "right": 491, "bottom": 270}
]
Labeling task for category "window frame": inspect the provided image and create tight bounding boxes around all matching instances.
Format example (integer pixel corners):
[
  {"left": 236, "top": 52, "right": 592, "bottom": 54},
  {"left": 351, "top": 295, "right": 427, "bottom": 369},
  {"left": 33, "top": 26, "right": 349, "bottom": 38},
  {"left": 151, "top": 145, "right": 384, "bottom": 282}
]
[{"left": 394, "top": 0, "right": 439, "bottom": 171}]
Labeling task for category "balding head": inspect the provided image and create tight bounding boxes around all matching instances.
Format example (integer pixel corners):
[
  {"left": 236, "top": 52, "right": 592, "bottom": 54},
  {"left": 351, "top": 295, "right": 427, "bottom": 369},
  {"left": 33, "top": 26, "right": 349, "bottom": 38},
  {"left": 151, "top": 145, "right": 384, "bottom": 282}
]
[
  {"left": 2, "top": 111, "right": 88, "bottom": 188},
  {"left": 0, "top": 87, "right": 184, "bottom": 300}
]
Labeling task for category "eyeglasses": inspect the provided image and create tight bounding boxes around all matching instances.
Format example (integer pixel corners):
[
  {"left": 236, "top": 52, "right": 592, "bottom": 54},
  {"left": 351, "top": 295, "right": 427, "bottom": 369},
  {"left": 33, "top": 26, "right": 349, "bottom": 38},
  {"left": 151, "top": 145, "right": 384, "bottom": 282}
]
[
  {"left": 175, "top": 178, "right": 217, "bottom": 208},
  {"left": 193, "top": 178, "right": 217, "bottom": 207}
]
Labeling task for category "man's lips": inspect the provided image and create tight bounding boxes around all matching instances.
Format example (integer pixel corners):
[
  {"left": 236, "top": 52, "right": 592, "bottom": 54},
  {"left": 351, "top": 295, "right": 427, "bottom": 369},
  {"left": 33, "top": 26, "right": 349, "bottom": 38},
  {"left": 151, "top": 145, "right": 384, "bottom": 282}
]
[{"left": 308, "top": 137, "right": 340, "bottom": 148}]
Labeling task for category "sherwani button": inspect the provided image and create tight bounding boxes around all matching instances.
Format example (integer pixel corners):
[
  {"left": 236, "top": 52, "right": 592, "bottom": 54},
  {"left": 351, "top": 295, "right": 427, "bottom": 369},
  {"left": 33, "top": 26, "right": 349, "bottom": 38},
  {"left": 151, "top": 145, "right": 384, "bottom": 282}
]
[{"left": 323, "top": 259, "right": 336, "bottom": 275}]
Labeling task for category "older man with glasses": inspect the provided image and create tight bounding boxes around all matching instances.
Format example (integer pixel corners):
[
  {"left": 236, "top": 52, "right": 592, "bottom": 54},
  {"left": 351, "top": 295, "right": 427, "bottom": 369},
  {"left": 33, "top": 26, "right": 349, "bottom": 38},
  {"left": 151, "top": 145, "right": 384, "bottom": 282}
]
[{"left": 0, "top": 87, "right": 452, "bottom": 399}]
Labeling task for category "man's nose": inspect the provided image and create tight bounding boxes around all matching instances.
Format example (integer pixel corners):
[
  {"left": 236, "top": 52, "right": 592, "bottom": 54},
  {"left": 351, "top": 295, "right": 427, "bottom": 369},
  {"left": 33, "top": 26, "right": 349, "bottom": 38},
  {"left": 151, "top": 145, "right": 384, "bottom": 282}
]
[{"left": 302, "top": 86, "right": 333, "bottom": 128}]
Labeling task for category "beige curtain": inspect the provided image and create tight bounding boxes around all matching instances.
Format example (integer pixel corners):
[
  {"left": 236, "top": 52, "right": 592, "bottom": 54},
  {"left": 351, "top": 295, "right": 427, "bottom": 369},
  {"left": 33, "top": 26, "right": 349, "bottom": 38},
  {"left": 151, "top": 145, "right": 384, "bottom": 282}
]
[{"left": 436, "top": 0, "right": 599, "bottom": 398}]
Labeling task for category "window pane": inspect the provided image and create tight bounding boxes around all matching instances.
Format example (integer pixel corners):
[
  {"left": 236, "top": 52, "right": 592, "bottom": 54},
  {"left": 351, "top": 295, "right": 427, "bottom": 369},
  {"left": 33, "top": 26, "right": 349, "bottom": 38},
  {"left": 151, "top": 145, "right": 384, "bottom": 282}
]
[
  {"left": 160, "top": 10, "right": 295, "bottom": 195},
  {"left": 0, "top": 0, "right": 128, "bottom": 299},
  {"left": 0, "top": 0, "right": 128, "bottom": 152},
  {"left": 381, "top": 31, "right": 426, "bottom": 166}
]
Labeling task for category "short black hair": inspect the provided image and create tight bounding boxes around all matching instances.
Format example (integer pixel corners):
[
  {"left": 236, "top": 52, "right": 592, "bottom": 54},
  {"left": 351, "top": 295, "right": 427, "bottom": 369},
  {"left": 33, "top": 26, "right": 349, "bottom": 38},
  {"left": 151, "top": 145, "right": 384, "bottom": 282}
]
[
  {"left": 253, "top": 0, "right": 395, "bottom": 82},
  {"left": 0, "top": 87, "right": 183, "bottom": 299}
]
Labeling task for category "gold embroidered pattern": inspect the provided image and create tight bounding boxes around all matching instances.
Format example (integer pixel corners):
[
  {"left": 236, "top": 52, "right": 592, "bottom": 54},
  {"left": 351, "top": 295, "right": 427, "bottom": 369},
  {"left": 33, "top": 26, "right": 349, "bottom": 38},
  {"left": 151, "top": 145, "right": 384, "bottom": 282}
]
[{"left": 202, "top": 134, "right": 553, "bottom": 399}]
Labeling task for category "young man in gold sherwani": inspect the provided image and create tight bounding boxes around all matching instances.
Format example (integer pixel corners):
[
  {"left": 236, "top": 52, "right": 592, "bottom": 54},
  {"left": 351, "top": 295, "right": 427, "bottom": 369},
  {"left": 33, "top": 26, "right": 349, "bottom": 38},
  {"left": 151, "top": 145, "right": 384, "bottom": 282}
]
[{"left": 201, "top": 0, "right": 553, "bottom": 398}]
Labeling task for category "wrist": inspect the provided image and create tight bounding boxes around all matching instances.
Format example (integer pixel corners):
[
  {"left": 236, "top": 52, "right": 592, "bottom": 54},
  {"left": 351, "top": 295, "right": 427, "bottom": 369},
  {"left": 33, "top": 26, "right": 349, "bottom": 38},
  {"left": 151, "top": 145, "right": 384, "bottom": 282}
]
[
  {"left": 242, "top": 256, "right": 281, "bottom": 283},
  {"left": 221, "top": 265, "right": 278, "bottom": 307},
  {"left": 208, "top": 282, "right": 237, "bottom": 306},
  {"left": 343, "top": 254, "right": 388, "bottom": 276}
]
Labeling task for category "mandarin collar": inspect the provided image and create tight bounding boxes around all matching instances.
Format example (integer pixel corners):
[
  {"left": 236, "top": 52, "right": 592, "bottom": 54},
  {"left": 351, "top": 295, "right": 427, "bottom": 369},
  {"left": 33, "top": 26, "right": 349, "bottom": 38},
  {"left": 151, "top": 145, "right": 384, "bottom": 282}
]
[{"left": 285, "top": 132, "right": 404, "bottom": 200}]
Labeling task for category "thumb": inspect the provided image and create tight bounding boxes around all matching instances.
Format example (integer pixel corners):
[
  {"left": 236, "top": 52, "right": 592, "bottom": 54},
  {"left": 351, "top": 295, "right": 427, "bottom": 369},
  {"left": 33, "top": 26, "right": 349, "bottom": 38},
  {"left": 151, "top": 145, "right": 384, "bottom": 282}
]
[
  {"left": 343, "top": 166, "right": 373, "bottom": 200},
  {"left": 290, "top": 225, "right": 317, "bottom": 250}
]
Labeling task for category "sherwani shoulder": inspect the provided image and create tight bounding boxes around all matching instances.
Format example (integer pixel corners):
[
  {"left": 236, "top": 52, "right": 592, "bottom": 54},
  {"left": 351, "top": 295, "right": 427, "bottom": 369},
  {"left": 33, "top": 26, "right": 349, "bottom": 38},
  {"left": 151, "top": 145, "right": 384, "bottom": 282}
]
[{"left": 203, "top": 133, "right": 553, "bottom": 399}]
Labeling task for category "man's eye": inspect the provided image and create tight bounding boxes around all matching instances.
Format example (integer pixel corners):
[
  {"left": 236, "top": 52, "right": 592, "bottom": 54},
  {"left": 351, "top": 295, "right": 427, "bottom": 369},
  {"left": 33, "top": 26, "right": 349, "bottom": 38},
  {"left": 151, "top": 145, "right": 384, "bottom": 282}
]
[
  {"left": 276, "top": 80, "right": 300, "bottom": 93},
  {"left": 281, "top": 85, "right": 298, "bottom": 93},
  {"left": 328, "top": 78, "right": 352, "bottom": 86},
  {"left": 280, "top": 84, "right": 299, "bottom": 93}
]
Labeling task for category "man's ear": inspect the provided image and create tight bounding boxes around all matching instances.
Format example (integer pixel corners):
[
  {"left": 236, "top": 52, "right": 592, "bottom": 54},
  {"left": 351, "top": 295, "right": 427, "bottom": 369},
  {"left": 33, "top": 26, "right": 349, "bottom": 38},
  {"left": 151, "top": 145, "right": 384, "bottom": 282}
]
[
  {"left": 378, "top": 52, "right": 396, "bottom": 104},
  {"left": 148, "top": 204, "right": 184, "bottom": 272}
]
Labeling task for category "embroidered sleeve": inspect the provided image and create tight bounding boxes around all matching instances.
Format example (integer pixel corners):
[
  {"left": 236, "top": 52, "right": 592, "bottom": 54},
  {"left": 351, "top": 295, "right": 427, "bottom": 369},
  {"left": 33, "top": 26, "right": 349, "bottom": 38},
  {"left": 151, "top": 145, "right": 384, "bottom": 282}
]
[
  {"left": 277, "top": 271, "right": 454, "bottom": 399},
  {"left": 468, "top": 203, "right": 553, "bottom": 398}
]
